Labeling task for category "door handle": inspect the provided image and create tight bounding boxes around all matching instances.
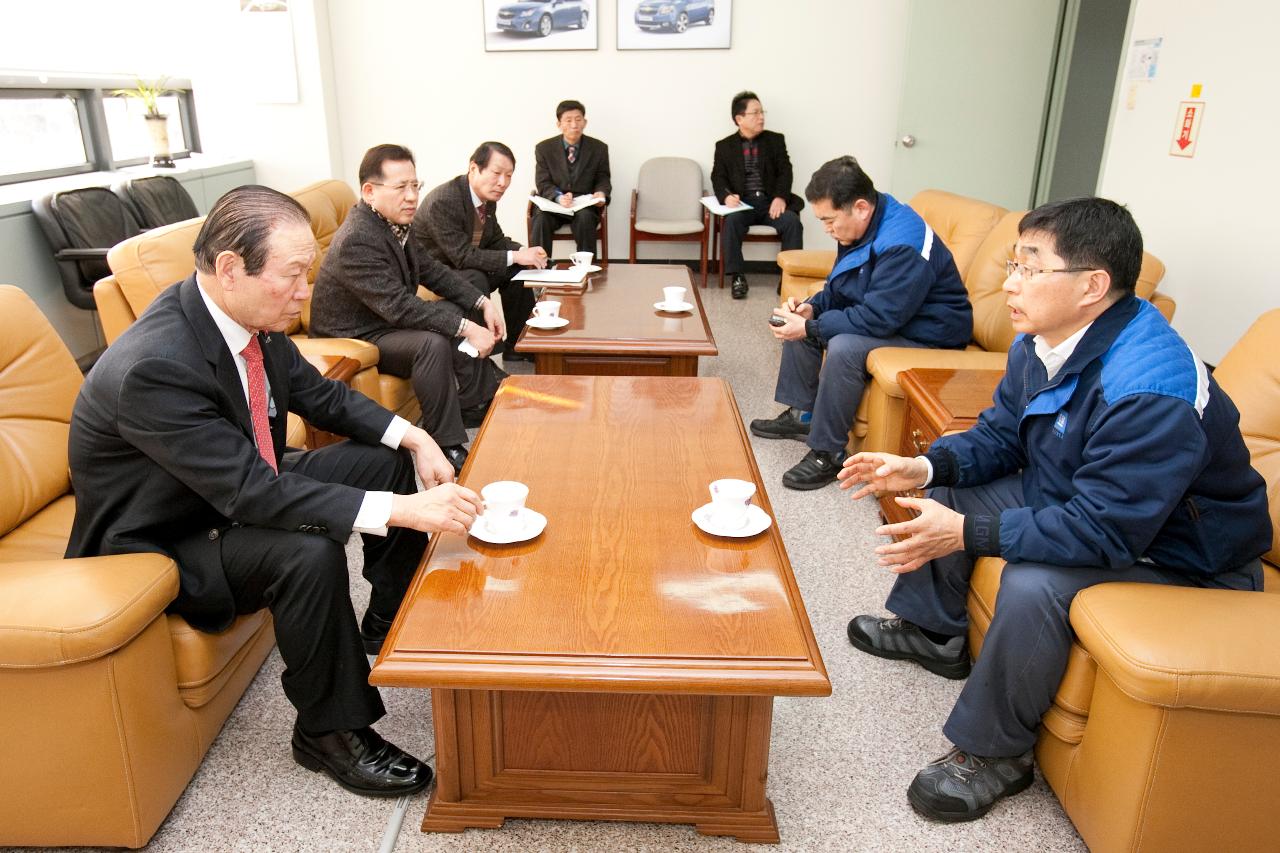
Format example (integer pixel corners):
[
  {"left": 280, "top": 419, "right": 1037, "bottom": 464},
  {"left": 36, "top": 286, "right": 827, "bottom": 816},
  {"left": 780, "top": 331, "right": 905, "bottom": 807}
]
[{"left": 899, "top": 134, "right": 917, "bottom": 148}]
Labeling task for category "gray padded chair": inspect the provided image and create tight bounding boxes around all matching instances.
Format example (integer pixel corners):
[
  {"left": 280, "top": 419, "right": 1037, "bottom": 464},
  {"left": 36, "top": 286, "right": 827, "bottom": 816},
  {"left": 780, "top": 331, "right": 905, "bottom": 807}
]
[{"left": 628, "top": 157, "right": 710, "bottom": 286}]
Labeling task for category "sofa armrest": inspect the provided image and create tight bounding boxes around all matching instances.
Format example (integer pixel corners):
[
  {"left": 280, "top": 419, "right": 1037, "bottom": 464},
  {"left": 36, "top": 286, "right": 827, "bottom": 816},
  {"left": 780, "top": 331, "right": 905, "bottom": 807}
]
[
  {"left": 290, "top": 335, "right": 380, "bottom": 370},
  {"left": 866, "top": 348, "right": 1008, "bottom": 399},
  {"left": 0, "top": 553, "right": 178, "bottom": 668},
  {"left": 1071, "top": 582, "right": 1280, "bottom": 715}
]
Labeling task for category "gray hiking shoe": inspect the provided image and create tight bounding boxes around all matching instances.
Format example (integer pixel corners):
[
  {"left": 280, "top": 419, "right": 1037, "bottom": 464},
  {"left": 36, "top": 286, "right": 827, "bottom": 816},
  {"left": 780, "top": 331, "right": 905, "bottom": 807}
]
[
  {"left": 846, "top": 615, "right": 970, "bottom": 679},
  {"left": 908, "top": 747, "right": 1035, "bottom": 822}
]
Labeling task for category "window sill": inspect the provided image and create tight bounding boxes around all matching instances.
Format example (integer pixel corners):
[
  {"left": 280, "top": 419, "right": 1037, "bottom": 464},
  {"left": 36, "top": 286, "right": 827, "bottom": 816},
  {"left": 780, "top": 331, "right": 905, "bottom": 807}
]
[{"left": 0, "top": 153, "right": 254, "bottom": 216}]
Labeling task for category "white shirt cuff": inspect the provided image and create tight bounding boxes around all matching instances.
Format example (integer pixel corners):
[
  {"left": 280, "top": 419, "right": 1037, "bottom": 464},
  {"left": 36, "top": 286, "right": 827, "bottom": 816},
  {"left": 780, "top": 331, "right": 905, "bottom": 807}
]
[
  {"left": 381, "top": 416, "right": 411, "bottom": 449},
  {"left": 506, "top": 250, "right": 514, "bottom": 266},
  {"left": 916, "top": 455, "right": 934, "bottom": 489},
  {"left": 353, "top": 491, "right": 392, "bottom": 536}
]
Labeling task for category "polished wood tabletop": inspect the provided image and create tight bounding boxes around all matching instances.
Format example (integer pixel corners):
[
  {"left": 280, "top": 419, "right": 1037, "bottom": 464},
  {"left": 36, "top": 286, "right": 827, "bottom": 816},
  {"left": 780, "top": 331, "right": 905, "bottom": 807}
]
[
  {"left": 514, "top": 264, "right": 718, "bottom": 359},
  {"left": 372, "top": 375, "right": 829, "bottom": 697}
]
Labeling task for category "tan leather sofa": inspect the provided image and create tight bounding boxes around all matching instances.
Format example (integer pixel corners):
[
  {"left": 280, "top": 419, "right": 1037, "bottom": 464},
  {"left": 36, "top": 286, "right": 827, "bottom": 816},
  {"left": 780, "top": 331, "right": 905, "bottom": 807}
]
[
  {"left": 0, "top": 285, "right": 275, "bottom": 848},
  {"left": 967, "top": 309, "right": 1280, "bottom": 853},
  {"left": 774, "top": 190, "right": 1176, "bottom": 453}
]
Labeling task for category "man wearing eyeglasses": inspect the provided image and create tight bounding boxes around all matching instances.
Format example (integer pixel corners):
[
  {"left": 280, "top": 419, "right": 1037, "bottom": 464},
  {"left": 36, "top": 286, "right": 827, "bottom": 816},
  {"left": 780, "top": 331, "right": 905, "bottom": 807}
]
[
  {"left": 711, "top": 90, "right": 805, "bottom": 299},
  {"left": 838, "top": 197, "right": 1271, "bottom": 822},
  {"left": 311, "top": 144, "right": 507, "bottom": 474},
  {"left": 530, "top": 99, "right": 610, "bottom": 261},
  {"left": 413, "top": 141, "right": 548, "bottom": 363}
]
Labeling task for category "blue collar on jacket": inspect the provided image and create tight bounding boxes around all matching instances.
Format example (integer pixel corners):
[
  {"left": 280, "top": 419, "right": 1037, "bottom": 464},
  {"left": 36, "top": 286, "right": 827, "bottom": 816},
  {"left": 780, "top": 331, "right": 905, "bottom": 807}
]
[{"left": 827, "top": 192, "right": 932, "bottom": 282}]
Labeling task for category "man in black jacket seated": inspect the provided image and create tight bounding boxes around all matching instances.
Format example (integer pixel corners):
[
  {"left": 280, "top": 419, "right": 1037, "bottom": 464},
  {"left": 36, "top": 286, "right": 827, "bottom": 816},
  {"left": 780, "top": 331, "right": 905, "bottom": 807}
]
[
  {"left": 530, "top": 99, "right": 611, "bottom": 260},
  {"left": 311, "top": 144, "right": 508, "bottom": 473},
  {"left": 711, "top": 90, "right": 804, "bottom": 299},
  {"left": 66, "top": 185, "right": 483, "bottom": 798}
]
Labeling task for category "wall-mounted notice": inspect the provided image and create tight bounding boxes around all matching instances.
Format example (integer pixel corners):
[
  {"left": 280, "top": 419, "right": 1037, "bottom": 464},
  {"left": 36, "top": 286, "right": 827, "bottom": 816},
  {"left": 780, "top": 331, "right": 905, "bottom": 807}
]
[
  {"left": 1170, "top": 101, "right": 1205, "bottom": 158},
  {"left": 1126, "top": 36, "right": 1162, "bottom": 81}
]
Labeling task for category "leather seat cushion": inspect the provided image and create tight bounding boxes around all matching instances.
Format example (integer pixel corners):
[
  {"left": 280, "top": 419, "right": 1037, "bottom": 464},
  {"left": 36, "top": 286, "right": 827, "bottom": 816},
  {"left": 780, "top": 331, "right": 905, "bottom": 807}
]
[
  {"left": 0, "top": 495, "right": 75, "bottom": 563},
  {"left": 168, "top": 611, "right": 273, "bottom": 708},
  {"left": 777, "top": 249, "right": 835, "bottom": 279}
]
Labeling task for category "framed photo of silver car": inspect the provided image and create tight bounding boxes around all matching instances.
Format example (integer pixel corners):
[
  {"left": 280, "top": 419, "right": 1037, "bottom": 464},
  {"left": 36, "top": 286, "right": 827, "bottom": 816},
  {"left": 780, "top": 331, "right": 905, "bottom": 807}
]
[
  {"left": 619, "top": 0, "right": 729, "bottom": 50},
  {"left": 484, "top": 0, "right": 598, "bottom": 51}
]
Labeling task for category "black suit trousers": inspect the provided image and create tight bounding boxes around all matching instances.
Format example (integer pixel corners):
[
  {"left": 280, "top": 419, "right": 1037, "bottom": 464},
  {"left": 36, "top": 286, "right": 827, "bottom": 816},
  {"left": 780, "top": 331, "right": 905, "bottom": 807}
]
[
  {"left": 460, "top": 266, "right": 535, "bottom": 353},
  {"left": 721, "top": 202, "right": 803, "bottom": 274},
  {"left": 218, "top": 440, "right": 429, "bottom": 734},
  {"left": 530, "top": 206, "right": 601, "bottom": 257}
]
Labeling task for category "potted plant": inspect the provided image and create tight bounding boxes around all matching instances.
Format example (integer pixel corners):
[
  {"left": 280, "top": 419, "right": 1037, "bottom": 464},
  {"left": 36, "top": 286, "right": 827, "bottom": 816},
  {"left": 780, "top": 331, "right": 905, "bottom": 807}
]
[{"left": 112, "top": 77, "right": 184, "bottom": 168}]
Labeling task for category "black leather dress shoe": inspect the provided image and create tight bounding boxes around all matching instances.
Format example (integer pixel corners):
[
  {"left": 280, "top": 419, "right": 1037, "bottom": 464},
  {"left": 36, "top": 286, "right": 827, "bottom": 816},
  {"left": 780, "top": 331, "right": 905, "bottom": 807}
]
[
  {"left": 731, "top": 274, "right": 749, "bottom": 299},
  {"left": 442, "top": 445, "right": 468, "bottom": 474},
  {"left": 359, "top": 610, "right": 393, "bottom": 656},
  {"left": 503, "top": 351, "right": 532, "bottom": 364},
  {"left": 461, "top": 403, "right": 490, "bottom": 428},
  {"left": 781, "top": 448, "right": 847, "bottom": 490},
  {"left": 292, "top": 725, "right": 432, "bottom": 797}
]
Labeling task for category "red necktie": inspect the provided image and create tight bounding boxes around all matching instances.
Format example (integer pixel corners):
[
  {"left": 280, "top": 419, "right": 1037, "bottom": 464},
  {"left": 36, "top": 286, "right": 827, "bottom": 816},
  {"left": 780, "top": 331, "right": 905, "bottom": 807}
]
[
  {"left": 567, "top": 144, "right": 578, "bottom": 165},
  {"left": 476, "top": 202, "right": 487, "bottom": 224},
  {"left": 240, "top": 336, "right": 278, "bottom": 473}
]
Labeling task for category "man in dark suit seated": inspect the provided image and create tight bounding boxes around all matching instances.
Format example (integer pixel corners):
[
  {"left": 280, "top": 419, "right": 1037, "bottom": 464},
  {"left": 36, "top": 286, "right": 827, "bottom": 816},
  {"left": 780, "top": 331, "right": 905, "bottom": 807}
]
[
  {"left": 311, "top": 144, "right": 507, "bottom": 474},
  {"left": 530, "top": 99, "right": 611, "bottom": 261},
  {"left": 65, "top": 186, "right": 483, "bottom": 799},
  {"left": 711, "top": 90, "right": 805, "bottom": 299},
  {"left": 413, "top": 142, "right": 547, "bottom": 363}
]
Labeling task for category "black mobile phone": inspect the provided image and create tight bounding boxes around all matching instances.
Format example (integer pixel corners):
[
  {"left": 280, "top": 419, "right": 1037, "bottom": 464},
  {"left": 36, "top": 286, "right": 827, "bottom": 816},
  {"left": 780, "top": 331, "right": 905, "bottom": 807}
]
[{"left": 768, "top": 314, "right": 787, "bottom": 327}]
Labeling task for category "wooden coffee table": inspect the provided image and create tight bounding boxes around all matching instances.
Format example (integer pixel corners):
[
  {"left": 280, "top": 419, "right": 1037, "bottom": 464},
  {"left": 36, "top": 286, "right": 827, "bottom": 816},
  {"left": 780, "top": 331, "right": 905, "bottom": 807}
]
[
  {"left": 513, "top": 264, "right": 718, "bottom": 376},
  {"left": 370, "top": 375, "right": 830, "bottom": 843},
  {"left": 879, "top": 367, "right": 1005, "bottom": 529}
]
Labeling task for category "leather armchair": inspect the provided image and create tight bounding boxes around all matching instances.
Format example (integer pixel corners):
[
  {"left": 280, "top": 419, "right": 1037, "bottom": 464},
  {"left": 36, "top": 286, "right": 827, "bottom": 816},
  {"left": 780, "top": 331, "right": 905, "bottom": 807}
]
[
  {"left": 966, "top": 309, "right": 1280, "bottom": 852},
  {"left": 0, "top": 285, "right": 275, "bottom": 848},
  {"left": 775, "top": 189, "right": 1177, "bottom": 453}
]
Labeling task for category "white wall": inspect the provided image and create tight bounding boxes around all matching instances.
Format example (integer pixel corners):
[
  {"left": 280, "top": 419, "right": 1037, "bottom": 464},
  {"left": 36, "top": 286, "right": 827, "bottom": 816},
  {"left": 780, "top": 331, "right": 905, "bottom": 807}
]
[
  {"left": 324, "top": 1, "right": 910, "bottom": 263},
  {"left": 1098, "top": 0, "right": 1280, "bottom": 363},
  {"left": 0, "top": 0, "right": 341, "bottom": 193}
]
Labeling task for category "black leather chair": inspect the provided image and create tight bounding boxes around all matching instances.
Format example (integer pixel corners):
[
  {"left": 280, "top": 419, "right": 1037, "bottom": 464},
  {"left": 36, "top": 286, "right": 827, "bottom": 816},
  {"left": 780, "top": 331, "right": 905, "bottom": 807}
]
[
  {"left": 113, "top": 175, "right": 199, "bottom": 229},
  {"left": 32, "top": 187, "right": 143, "bottom": 310}
]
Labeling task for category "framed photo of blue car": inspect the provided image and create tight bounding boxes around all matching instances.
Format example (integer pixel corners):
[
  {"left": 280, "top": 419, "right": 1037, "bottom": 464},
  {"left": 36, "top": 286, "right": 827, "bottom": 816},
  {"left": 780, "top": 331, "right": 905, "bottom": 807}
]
[
  {"left": 619, "top": 0, "right": 730, "bottom": 50},
  {"left": 484, "top": 0, "right": 598, "bottom": 51}
]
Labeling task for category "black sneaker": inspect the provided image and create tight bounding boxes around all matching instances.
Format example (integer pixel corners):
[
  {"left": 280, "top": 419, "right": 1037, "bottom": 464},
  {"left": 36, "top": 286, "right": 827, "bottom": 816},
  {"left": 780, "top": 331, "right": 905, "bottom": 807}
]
[
  {"left": 749, "top": 407, "right": 811, "bottom": 441},
  {"left": 731, "top": 274, "right": 749, "bottom": 299},
  {"left": 781, "top": 448, "right": 847, "bottom": 490},
  {"left": 908, "top": 747, "right": 1035, "bottom": 822},
  {"left": 846, "top": 616, "right": 970, "bottom": 679}
]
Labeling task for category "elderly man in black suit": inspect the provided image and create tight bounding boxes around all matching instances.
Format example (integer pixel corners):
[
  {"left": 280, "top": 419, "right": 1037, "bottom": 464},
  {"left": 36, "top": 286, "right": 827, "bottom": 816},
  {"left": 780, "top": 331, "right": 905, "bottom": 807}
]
[
  {"left": 530, "top": 99, "right": 611, "bottom": 261},
  {"left": 413, "top": 142, "right": 547, "bottom": 361},
  {"left": 66, "top": 185, "right": 482, "bottom": 799},
  {"left": 310, "top": 144, "right": 507, "bottom": 474},
  {"left": 711, "top": 90, "right": 805, "bottom": 299}
]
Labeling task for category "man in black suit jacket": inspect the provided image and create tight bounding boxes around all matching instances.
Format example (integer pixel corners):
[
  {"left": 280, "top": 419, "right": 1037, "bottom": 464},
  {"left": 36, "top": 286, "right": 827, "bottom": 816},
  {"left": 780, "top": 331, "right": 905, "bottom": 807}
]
[
  {"left": 412, "top": 142, "right": 547, "bottom": 360},
  {"left": 530, "top": 99, "right": 611, "bottom": 260},
  {"left": 711, "top": 90, "right": 805, "bottom": 299},
  {"left": 66, "top": 186, "right": 482, "bottom": 798},
  {"left": 311, "top": 144, "right": 507, "bottom": 474}
]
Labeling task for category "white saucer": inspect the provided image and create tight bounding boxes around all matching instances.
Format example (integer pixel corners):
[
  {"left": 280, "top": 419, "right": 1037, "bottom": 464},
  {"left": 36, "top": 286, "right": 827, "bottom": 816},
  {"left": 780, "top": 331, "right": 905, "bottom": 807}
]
[
  {"left": 691, "top": 503, "right": 772, "bottom": 538},
  {"left": 526, "top": 316, "right": 570, "bottom": 330},
  {"left": 654, "top": 301, "right": 694, "bottom": 313},
  {"left": 571, "top": 264, "right": 602, "bottom": 274},
  {"left": 469, "top": 508, "right": 547, "bottom": 545}
]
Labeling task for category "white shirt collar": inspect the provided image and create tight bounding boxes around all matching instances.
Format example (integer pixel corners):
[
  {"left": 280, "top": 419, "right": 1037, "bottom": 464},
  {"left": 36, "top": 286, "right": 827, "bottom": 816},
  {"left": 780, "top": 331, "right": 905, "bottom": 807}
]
[
  {"left": 469, "top": 184, "right": 483, "bottom": 210},
  {"left": 196, "top": 279, "right": 254, "bottom": 358},
  {"left": 1033, "top": 322, "right": 1092, "bottom": 382}
]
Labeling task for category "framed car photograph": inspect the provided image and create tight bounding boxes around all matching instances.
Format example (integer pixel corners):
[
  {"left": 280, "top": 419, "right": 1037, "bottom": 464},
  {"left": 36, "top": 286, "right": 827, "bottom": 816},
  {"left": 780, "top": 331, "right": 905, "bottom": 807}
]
[
  {"left": 618, "top": 0, "right": 730, "bottom": 50},
  {"left": 483, "top": 0, "right": 598, "bottom": 51}
]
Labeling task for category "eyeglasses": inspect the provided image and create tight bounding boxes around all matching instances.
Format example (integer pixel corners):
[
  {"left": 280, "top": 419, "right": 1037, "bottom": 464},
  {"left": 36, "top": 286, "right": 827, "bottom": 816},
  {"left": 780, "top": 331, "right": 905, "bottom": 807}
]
[
  {"left": 370, "top": 180, "right": 423, "bottom": 194},
  {"left": 1004, "top": 260, "right": 1093, "bottom": 280},
  {"left": 740, "top": 109, "right": 766, "bottom": 118}
]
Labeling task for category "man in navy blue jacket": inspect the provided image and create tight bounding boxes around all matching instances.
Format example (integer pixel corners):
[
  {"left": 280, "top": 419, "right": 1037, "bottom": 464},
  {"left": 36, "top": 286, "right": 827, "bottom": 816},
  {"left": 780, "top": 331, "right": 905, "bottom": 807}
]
[
  {"left": 752, "top": 156, "right": 972, "bottom": 489},
  {"left": 839, "top": 197, "right": 1272, "bottom": 822}
]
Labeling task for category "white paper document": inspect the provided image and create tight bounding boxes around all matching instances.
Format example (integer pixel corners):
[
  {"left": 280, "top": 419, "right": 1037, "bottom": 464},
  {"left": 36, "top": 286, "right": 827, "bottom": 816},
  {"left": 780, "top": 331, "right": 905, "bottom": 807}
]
[
  {"left": 511, "top": 267, "right": 592, "bottom": 284},
  {"left": 529, "top": 194, "right": 605, "bottom": 217},
  {"left": 700, "top": 196, "right": 753, "bottom": 216}
]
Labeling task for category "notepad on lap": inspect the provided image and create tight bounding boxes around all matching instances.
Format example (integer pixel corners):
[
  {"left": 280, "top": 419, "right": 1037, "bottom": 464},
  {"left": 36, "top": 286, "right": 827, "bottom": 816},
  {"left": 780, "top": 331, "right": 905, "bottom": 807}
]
[
  {"left": 529, "top": 194, "right": 605, "bottom": 217},
  {"left": 700, "top": 196, "right": 753, "bottom": 216}
]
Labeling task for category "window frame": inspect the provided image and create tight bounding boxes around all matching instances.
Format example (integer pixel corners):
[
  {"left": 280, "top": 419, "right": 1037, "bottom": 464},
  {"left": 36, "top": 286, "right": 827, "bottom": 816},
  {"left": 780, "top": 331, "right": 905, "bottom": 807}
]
[{"left": 0, "top": 75, "right": 200, "bottom": 187}]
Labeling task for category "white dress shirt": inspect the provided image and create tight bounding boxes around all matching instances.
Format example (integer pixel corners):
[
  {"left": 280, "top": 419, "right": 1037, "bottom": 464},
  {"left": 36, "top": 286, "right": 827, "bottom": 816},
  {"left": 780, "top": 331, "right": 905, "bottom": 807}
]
[
  {"left": 197, "top": 284, "right": 408, "bottom": 533},
  {"left": 469, "top": 185, "right": 515, "bottom": 267}
]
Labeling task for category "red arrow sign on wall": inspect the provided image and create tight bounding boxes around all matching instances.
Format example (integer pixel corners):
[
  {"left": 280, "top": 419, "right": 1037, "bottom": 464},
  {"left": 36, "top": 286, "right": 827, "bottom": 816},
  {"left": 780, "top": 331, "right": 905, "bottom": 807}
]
[{"left": 1170, "top": 100, "right": 1204, "bottom": 158}]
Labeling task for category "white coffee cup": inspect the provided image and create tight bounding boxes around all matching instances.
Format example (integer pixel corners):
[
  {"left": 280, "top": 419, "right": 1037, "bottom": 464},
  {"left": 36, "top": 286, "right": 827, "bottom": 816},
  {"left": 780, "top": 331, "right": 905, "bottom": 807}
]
[
  {"left": 532, "top": 300, "right": 561, "bottom": 320},
  {"left": 481, "top": 481, "right": 530, "bottom": 537},
  {"left": 571, "top": 250, "right": 593, "bottom": 267},
  {"left": 708, "top": 478, "right": 756, "bottom": 529},
  {"left": 662, "top": 286, "right": 687, "bottom": 308}
]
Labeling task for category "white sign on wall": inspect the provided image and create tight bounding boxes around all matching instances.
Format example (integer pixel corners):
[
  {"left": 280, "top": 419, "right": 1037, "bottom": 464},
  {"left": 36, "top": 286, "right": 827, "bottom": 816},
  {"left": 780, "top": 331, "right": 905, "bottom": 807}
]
[{"left": 1170, "top": 100, "right": 1205, "bottom": 158}]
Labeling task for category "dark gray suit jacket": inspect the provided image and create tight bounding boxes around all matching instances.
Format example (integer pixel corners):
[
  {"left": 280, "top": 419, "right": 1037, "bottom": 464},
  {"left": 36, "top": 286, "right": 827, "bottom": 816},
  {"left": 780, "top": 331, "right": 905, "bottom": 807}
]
[
  {"left": 65, "top": 276, "right": 394, "bottom": 632},
  {"left": 534, "top": 134, "right": 611, "bottom": 203},
  {"left": 412, "top": 175, "right": 521, "bottom": 276},
  {"left": 310, "top": 201, "right": 485, "bottom": 341},
  {"left": 711, "top": 129, "right": 804, "bottom": 213}
]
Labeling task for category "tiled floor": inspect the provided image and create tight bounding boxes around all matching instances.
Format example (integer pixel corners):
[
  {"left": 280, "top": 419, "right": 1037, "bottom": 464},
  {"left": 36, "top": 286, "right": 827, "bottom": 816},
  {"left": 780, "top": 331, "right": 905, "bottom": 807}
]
[{"left": 27, "top": 272, "right": 1085, "bottom": 852}]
